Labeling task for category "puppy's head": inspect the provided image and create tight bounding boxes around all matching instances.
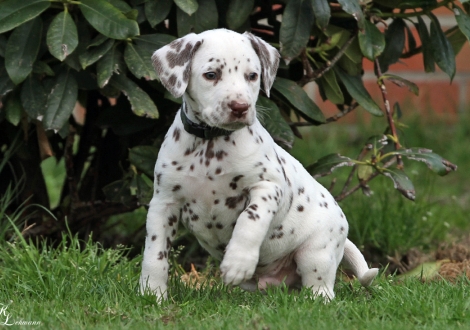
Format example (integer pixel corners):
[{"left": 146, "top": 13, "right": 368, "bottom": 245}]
[{"left": 152, "top": 29, "right": 279, "bottom": 130}]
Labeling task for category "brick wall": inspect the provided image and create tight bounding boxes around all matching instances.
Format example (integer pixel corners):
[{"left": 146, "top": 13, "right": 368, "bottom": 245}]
[{"left": 308, "top": 8, "right": 470, "bottom": 122}]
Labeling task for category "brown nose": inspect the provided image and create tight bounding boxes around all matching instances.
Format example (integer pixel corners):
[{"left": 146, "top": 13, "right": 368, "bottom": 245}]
[{"left": 228, "top": 101, "right": 249, "bottom": 118}]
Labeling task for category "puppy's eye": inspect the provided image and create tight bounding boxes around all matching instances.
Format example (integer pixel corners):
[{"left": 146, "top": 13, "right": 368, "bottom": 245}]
[
  {"left": 248, "top": 72, "right": 258, "bottom": 81},
  {"left": 204, "top": 72, "right": 217, "bottom": 80}
]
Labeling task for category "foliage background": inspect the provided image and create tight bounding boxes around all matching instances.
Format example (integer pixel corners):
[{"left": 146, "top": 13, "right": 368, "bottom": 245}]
[{"left": 0, "top": 0, "right": 468, "bottom": 262}]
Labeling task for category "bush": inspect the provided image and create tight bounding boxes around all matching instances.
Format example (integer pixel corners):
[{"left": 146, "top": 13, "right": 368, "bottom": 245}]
[{"left": 0, "top": 0, "right": 466, "bottom": 243}]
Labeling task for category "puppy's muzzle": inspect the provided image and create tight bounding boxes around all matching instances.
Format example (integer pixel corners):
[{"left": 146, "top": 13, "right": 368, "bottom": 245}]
[{"left": 229, "top": 101, "right": 250, "bottom": 119}]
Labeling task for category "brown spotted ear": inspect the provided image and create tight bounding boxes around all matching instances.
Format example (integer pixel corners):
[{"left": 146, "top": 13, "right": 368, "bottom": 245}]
[
  {"left": 243, "top": 32, "right": 280, "bottom": 97},
  {"left": 151, "top": 33, "right": 203, "bottom": 98}
]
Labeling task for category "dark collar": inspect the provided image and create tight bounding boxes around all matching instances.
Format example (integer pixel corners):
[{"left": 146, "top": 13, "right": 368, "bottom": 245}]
[{"left": 180, "top": 104, "right": 233, "bottom": 139}]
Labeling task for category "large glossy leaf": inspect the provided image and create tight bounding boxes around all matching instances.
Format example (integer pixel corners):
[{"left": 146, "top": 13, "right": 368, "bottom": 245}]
[
  {"left": 272, "top": 77, "right": 325, "bottom": 124},
  {"left": 43, "top": 69, "right": 78, "bottom": 131},
  {"left": 0, "top": 59, "right": 15, "bottom": 98},
  {"left": 109, "top": 74, "right": 159, "bottom": 118},
  {"left": 256, "top": 96, "right": 294, "bottom": 149},
  {"left": 5, "top": 17, "right": 42, "bottom": 85},
  {"left": 382, "top": 168, "right": 415, "bottom": 200},
  {"left": 358, "top": 20, "right": 385, "bottom": 60},
  {"left": 4, "top": 92, "right": 23, "bottom": 126},
  {"left": 124, "top": 42, "right": 158, "bottom": 80},
  {"left": 145, "top": 0, "right": 173, "bottom": 27},
  {"left": 306, "top": 153, "right": 355, "bottom": 178},
  {"left": 279, "top": 0, "right": 314, "bottom": 61},
  {"left": 391, "top": 148, "right": 457, "bottom": 176},
  {"left": 334, "top": 67, "right": 383, "bottom": 116},
  {"left": 429, "top": 13, "right": 455, "bottom": 81},
  {"left": 21, "top": 74, "right": 47, "bottom": 120},
  {"left": 129, "top": 146, "right": 159, "bottom": 177},
  {"left": 337, "top": 0, "right": 364, "bottom": 29},
  {"left": 378, "top": 18, "right": 406, "bottom": 73},
  {"left": 320, "top": 69, "right": 344, "bottom": 104},
  {"left": 47, "top": 11, "right": 79, "bottom": 61},
  {"left": 416, "top": 16, "right": 435, "bottom": 72},
  {"left": 79, "top": 38, "right": 114, "bottom": 69},
  {"left": 454, "top": 6, "right": 470, "bottom": 41},
  {"left": 79, "top": 0, "right": 139, "bottom": 40},
  {"left": 0, "top": 35, "right": 6, "bottom": 57},
  {"left": 174, "top": 0, "right": 199, "bottom": 15},
  {"left": 134, "top": 34, "right": 176, "bottom": 52},
  {"left": 0, "top": 0, "right": 50, "bottom": 34},
  {"left": 96, "top": 45, "right": 123, "bottom": 88},
  {"left": 176, "top": 0, "right": 218, "bottom": 37},
  {"left": 311, "top": 0, "right": 330, "bottom": 30},
  {"left": 227, "top": 0, "right": 255, "bottom": 30}
]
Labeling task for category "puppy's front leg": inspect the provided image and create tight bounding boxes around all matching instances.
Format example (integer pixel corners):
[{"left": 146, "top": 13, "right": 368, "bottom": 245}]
[
  {"left": 140, "top": 196, "right": 180, "bottom": 302},
  {"left": 221, "top": 182, "right": 281, "bottom": 285}
]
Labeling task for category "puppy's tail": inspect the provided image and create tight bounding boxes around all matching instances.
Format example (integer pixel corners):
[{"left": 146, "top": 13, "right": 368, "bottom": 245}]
[{"left": 342, "top": 239, "right": 378, "bottom": 287}]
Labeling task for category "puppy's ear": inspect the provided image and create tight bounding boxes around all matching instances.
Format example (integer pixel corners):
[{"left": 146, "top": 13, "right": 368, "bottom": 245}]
[
  {"left": 152, "top": 33, "right": 203, "bottom": 98},
  {"left": 243, "top": 32, "right": 280, "bottom": 97}
]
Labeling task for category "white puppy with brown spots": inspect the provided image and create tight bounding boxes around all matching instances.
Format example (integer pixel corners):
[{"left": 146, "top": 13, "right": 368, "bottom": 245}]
[{"left": 140, "top": 29, "right": 378, "bottom": 301}]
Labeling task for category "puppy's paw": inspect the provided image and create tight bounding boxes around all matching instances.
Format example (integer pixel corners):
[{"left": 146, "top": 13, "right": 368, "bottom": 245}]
[
  {"left": 220, "top": 247, "right": 259, "bottom": 286},
  {"left": 140, "top": 277, "right": 168, "bottom": 303}
]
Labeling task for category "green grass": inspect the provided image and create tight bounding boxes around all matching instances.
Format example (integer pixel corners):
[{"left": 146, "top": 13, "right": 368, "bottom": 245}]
[{"left": 0, "top": 233, "right": 469, "bottom": 329}]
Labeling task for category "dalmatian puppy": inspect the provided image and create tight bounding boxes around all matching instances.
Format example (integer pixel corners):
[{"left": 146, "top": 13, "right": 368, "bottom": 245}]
[{"left": 140, "top": 29, "right": 378, "bottom": 301}]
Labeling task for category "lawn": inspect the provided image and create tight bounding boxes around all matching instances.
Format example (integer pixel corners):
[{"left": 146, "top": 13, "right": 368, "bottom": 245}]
[{"left": 1, "top": 113, "right": 469, "bottom": 329}]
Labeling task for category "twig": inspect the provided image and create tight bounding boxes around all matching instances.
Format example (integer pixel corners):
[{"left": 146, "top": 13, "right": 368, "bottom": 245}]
[
  {"left": 65, "top": 126, "right": 80, "bottom": 219},
  {"left": 375, "top": 58, "right": 403, "bottom": 168},
  {"left": 288, "top": 101, "right": 359, "bottom": 127},
  {"left": 300, "top": 34, "right": 356, "bottom": 86},
  {"left": 337, "top": 143, "right": 371, "bottom": 198}
]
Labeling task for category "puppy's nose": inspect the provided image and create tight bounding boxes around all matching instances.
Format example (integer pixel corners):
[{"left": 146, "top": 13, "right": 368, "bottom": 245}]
[{"left": 229, "top": 101, "right": 249, "bottom": 118}]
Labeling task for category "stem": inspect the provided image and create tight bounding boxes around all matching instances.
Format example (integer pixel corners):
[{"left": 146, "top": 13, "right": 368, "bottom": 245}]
[{"left": 375, "top": 58, "right": 403, "bottom": 168}]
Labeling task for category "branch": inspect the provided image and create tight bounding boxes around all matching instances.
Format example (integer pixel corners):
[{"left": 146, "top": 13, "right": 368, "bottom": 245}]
[{"left": 375, "top": 59, "right": 403, "bottom": 168}]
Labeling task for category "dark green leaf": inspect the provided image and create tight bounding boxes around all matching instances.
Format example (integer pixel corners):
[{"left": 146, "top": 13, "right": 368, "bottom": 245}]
[
  {"left": 135, "top": 174, "right": 153, "bottom": 205},
  {"left": 306, "top": 153, "right": 355, "bottom": 178},
  {"left": 311, "top": 0, "right": 330, "bottom": 30},
  {"left": 391, "top": 148, "right": 458, "bottom": 176},
  {"left": 0, "top": 35, "right": 6, "bottom": 57},
  {"left": 108, "top": 0, "right": 132, "bottom": 12},
  {"left": 88, "top": 34, "right": 108, "bottom": 48},
  {"left": 96, "top": 45, "right": 123, "bottom": 88},
  {"left": 109, "top": 74, "right": 159, "bottom": 118},
  {"left": 256, "top": 96, "right": 294, "bottom": 149},
  {"left": 279, "top": 0, "right": 314, "bottom": 61},
  {"left": 378, "top": 18, "right": 406, "bottom": 73},
  {"left": 320, "top": 69, "right": 344, "bottom": 104},
  {"left": 0, "top": 59, "right": 15, "bottom": 98},
  {"left": 227, "top": 0, "right": 254, "bottom": 30},
  {"left": 43, "top": 69, "right": 78, "bottom": 131},
  {"left": 145, "top": 0, "right": 173, "bottom": 27},
  {"left": 21, "top": 74, "right": 47, "bottom": 119},
  {"left": 174, "top": 0, "right": 199, "bottom": 15},
  {"left": 398, "top": 0, "right": 438, "bottom": 9},
  {"left": 134, "top": 34, "right": 176, "bottom": 52},
  {"left": 129, "top": 146, "right": 159, "bottom": 177},
  {"left": 0, "top": 0, "right": 50, "bottom": 34},
  {"left": 103, "top": 179, "right": 132, "bottom": 205},
  {"left": 380, "top": 74, "right": 419, "bottom": 96},
  {"left": 429, "top": 13, "right": 455, "bottom": 81},
  {"left": 33, "top": 61, "right": 55, "bottom": 76},
  {"left": 5, "top": 17, "right": 42, "bottom": 85},
  {"left": 358, "top": 20, "right": 385, "bottom": 60},
  {"left": 177, "top": 0, "right": 218, "bottom": 37},
  {"left": 272, "top": 77, "right": 325, "bottom": 124},
  {"left": 382, "top": 168, "right": 415, "bottom": 200},
  {"left": 404, "top": 22, "right": 417, "bottom": 52},
  {"left": 47, "top": 11, "right": 79, "bottom": 61},
  {"left": 79, "top": 39, "right": 114, "bottom": 69},
  {"left": 79, "top": 0, "right": 139, "bottom": 39},
  {"left": 454, "top": 6, "right": 470, "bottom": 41},
  {"left": 124, "top": 42, "right": 158, "bottom": 80},
  {"left": 4, "top": 92, "right": 23, "bottom": 126},
  {"left": 415, "top": 16, "right": 435, "bottom": 72},
  {"left": 337, "top": 0, "right": 364, "bottom": 29},
  {"left": 334, "top": 67, "right": 383, "bottom": 116}
]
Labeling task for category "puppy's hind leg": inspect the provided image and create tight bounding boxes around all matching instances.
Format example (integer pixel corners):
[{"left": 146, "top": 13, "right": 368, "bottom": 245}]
[{"left": 294, "top": 240, "right": 340, "bottom": 301}]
